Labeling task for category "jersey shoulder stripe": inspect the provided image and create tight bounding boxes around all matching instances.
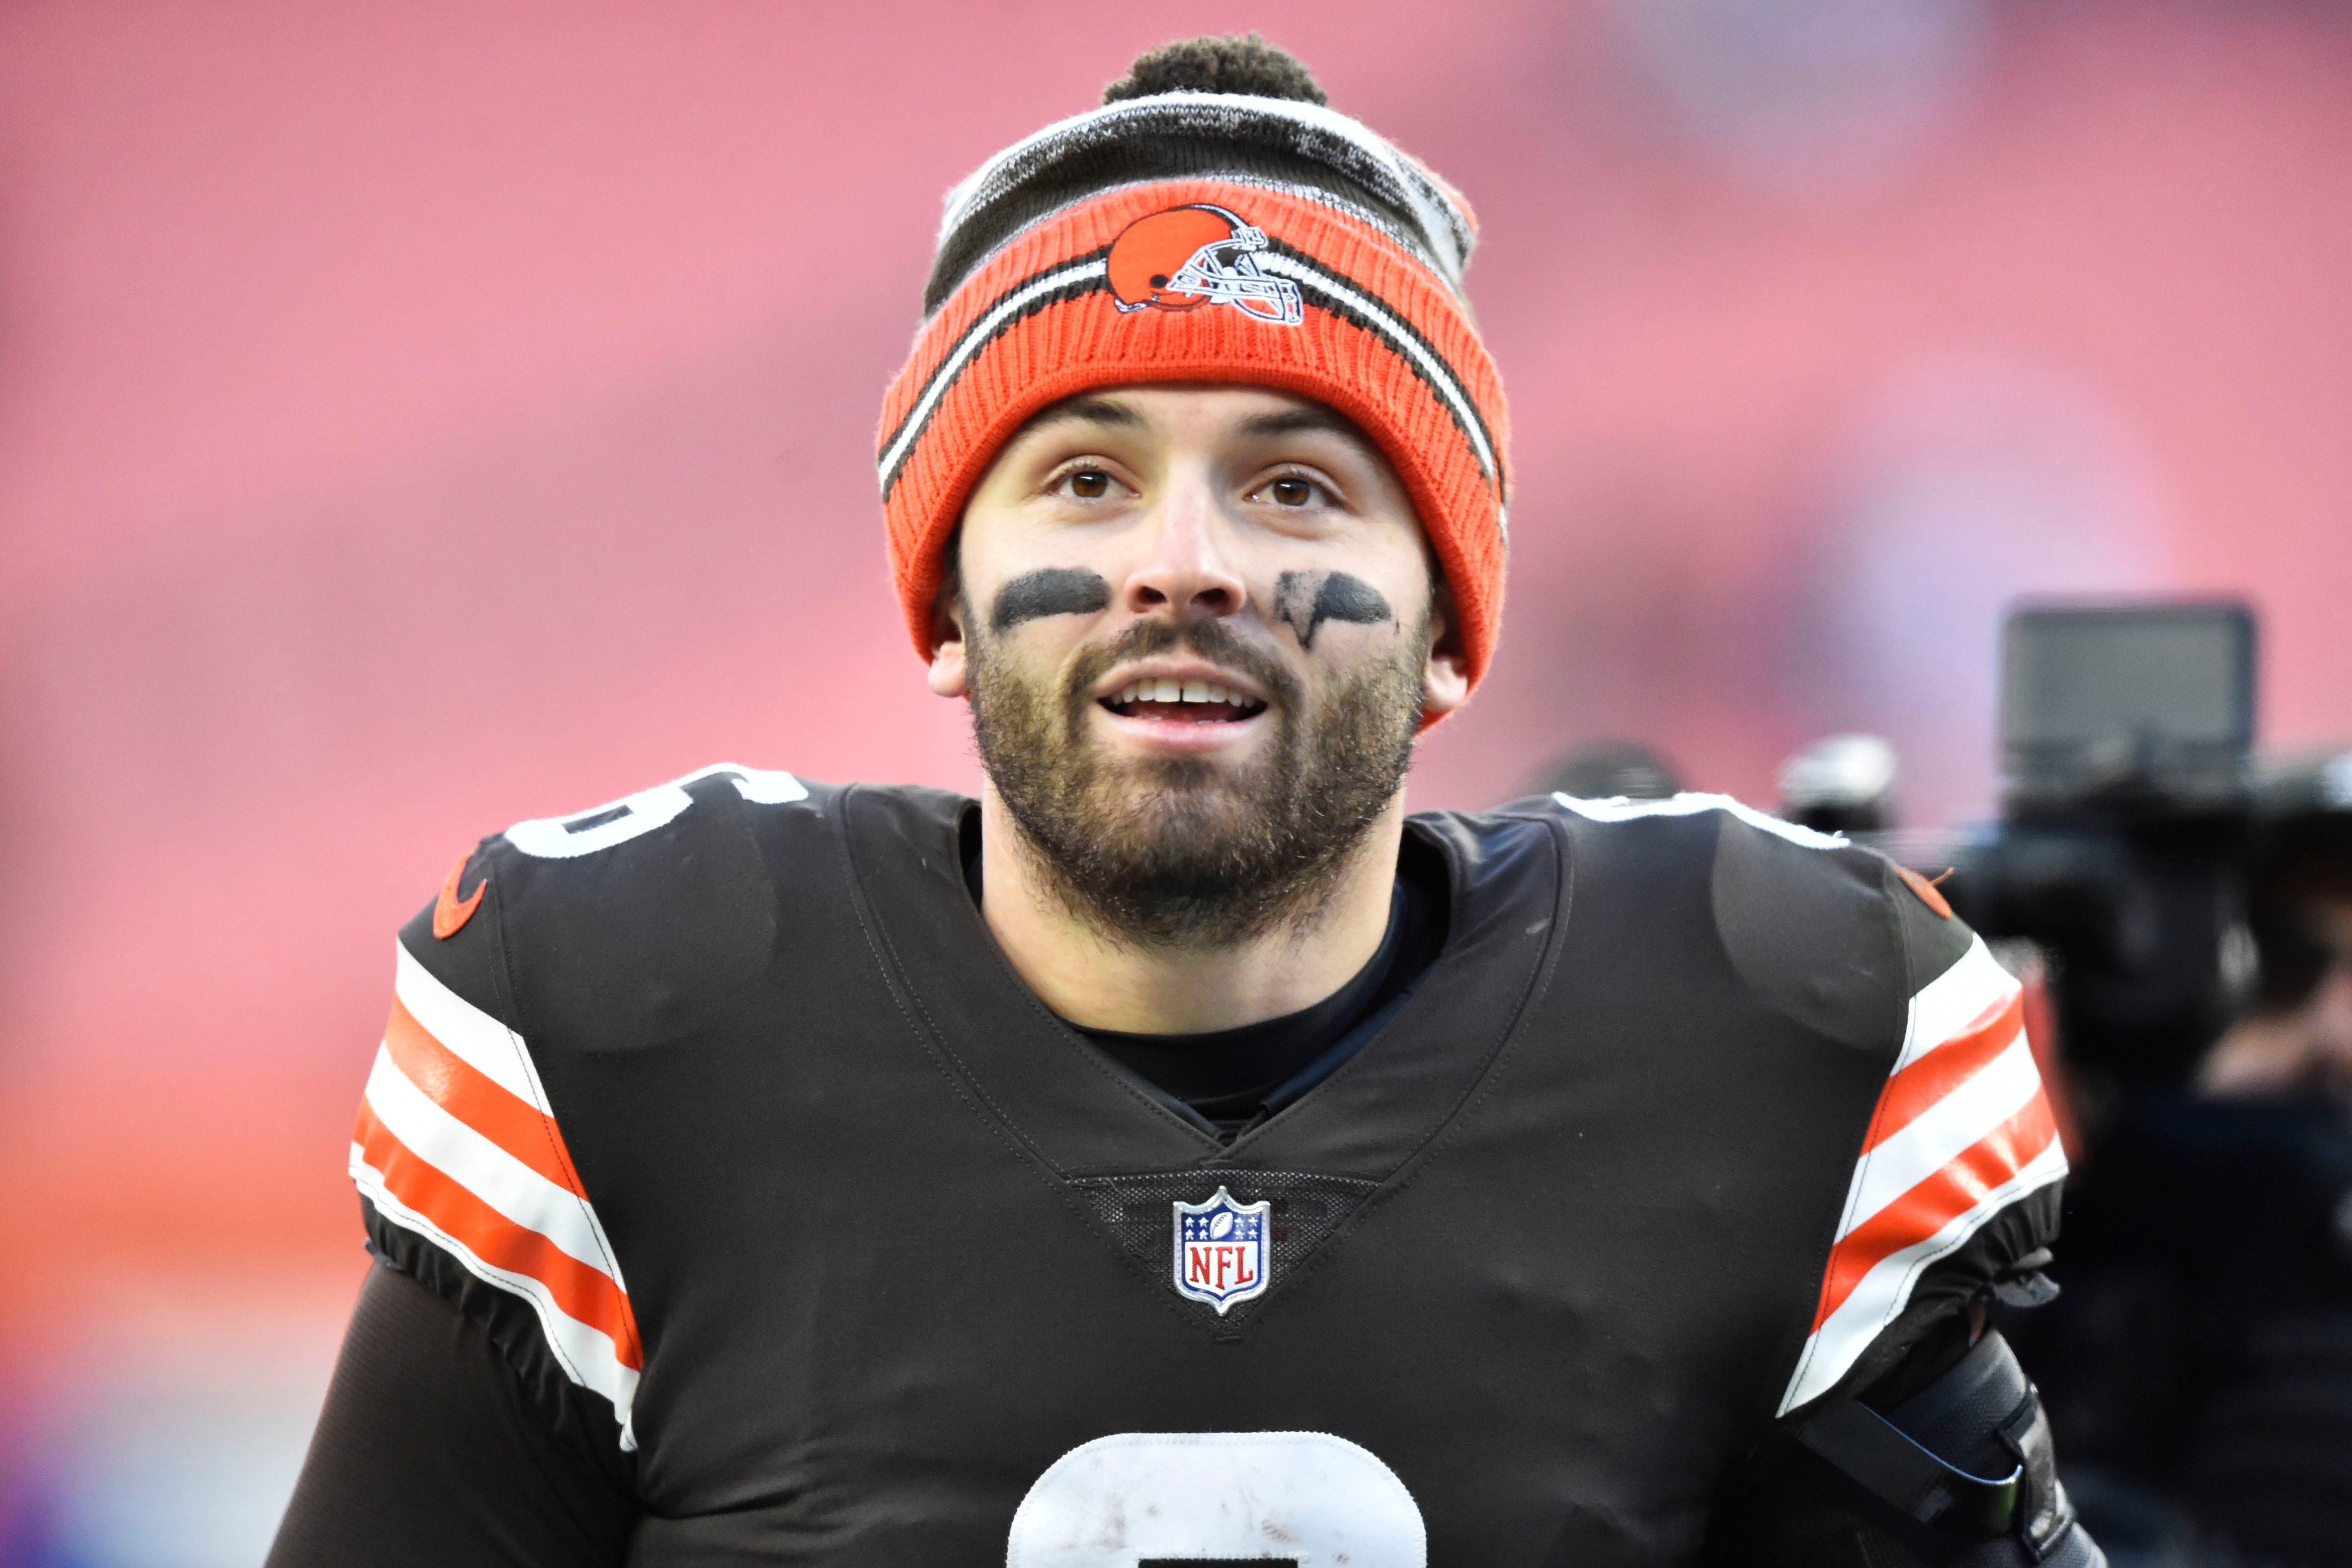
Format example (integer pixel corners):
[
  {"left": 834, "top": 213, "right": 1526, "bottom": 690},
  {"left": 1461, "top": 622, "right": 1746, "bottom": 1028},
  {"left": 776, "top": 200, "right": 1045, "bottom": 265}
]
[
  {"left": 351, "top": 937, "right": 644, "bottom": 1448},
  {"left": 1777, "top": 935, "right": 2068, "bottom": 1413},
  {"left": 1546, "top": 790, "right": 1848, "bottom": 849}
]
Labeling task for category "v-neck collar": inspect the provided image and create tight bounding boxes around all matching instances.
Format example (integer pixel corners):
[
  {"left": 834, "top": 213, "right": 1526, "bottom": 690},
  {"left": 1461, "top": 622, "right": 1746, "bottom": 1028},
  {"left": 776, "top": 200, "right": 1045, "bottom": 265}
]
[{"left": 835, "top": 785, "right": 1568, "bottom": 1187}]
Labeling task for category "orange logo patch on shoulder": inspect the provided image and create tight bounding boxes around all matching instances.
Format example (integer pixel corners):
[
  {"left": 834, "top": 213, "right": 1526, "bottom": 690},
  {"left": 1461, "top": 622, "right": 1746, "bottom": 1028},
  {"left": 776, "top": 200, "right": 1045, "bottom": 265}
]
[
  {"left": 433, "top": 853, "right": 486, "bottom": 939},
  {"left": 1895, "top": 863, "right": 1954, "bottom": 921}
]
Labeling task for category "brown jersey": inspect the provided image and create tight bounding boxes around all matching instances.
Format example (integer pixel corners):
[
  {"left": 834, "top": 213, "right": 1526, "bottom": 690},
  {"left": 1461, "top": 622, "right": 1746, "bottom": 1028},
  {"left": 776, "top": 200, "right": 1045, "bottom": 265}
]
[{"left": 335, "top": 766, "right": 2064, "bottom": 1563}]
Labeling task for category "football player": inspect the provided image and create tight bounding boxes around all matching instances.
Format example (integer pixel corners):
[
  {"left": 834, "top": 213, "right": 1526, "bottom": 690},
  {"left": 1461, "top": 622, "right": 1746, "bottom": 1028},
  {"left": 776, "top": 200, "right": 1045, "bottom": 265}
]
[{"left": 270, "top": 35, "right": 2101, "bottom": 1567}]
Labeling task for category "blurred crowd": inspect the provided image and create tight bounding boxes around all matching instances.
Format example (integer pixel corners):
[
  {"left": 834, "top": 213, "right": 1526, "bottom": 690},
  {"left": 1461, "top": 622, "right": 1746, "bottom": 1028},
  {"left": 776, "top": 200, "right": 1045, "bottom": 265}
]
[{"left": 2025, "top": 781, "right": 2352, "bottom": 1566}]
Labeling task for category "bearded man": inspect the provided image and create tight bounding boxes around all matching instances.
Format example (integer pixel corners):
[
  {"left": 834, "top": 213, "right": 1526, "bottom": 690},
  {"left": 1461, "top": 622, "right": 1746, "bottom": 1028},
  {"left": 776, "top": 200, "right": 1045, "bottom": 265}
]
[{"left": 271, "top": 36, "right": 2101, "bottom": 1568}]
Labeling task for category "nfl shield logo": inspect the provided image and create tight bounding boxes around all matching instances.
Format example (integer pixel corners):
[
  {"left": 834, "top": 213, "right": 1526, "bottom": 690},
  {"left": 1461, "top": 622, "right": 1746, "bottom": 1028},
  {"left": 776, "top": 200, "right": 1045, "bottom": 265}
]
[{"left": 1172, "top": 1186, "right": 1271, "bottom": 1314}]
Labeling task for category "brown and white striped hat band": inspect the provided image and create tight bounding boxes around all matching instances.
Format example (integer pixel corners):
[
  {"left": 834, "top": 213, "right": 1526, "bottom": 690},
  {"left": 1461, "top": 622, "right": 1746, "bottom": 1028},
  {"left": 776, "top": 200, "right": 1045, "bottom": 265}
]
[{"left": 876, "top": 87, "right": 1512, "bottom": 696}]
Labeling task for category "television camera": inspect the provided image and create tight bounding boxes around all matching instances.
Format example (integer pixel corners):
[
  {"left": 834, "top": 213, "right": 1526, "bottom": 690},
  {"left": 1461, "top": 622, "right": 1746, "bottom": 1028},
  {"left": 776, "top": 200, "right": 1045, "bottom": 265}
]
[{"left": 1781, "top": 601, "right": 2351, "bottom": 1091}]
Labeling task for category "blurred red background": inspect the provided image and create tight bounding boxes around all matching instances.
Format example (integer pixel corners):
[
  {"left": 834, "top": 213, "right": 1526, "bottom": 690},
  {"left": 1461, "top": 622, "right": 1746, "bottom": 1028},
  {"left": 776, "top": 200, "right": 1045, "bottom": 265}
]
[{"left": 2, "top": 2, "right": 2346, "bottom": 1558}]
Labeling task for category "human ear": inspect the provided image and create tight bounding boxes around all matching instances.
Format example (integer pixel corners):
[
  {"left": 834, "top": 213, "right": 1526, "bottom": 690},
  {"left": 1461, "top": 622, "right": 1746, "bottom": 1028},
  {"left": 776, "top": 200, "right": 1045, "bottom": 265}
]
[
  {"left": 927, "top": 573, "right": 969, "bottom": 700},
  {"left": 1418, "top": 582, "right": 1471, "bottom": 719}
]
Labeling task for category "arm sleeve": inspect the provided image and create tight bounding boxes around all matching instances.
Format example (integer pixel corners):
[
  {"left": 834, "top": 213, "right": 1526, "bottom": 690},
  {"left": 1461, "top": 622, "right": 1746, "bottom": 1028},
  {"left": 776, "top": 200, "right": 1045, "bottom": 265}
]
[
  {"left": 1775, "top": 869, "right": 2071, "bottom": 1415},
  {"left": 1702, "top": 866, "right": 2093, "bottom": 1564},
  {"left": 1712, "top": 879, "right": 2098, "bottom": 1560},
  {"left": 1709, "top": 1324, "right": 2099, "bottom": 1568},
  {"left": 351, "top": 852, "right": 644, "bottom": 1446},
  {"left": 266, "top": 1256, "right": 635, "bottom": 1567},
  {"left": 275, "top": 847, "right": 647, "bottom": 1561}
]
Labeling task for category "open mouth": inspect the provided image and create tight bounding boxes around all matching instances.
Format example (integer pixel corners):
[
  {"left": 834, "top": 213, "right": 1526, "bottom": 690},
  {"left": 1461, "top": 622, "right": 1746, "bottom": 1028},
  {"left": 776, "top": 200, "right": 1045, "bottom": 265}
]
[{"left": 1100, "top": 679, "right": 1269, "bottom": 724}]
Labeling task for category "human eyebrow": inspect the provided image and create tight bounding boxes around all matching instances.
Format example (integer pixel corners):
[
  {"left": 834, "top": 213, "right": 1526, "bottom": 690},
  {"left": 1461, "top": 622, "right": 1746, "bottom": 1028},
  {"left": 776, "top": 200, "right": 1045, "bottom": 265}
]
[
  {"left": 1017, "top": 395, "right": 1145, "bottom": 438},
  {"left": 1234, "top": 404, "right": 1372, "bottom": 446}
]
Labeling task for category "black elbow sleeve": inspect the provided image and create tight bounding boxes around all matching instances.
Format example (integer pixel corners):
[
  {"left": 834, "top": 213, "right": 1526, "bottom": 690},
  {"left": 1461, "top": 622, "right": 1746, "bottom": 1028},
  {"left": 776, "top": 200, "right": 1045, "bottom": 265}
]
[{"left": 1714, "top": 1331, "right": 2104, "bottom": 1567}]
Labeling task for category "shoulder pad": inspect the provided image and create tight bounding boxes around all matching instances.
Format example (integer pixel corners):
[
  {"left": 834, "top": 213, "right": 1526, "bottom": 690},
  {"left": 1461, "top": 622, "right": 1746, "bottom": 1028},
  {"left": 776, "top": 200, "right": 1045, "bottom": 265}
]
[
  {"left": 466, "top": 763, "right": 838, "bottom": 1055},
  {"left": 1537, "top": 792, "right": 1907, "bottom": 1052},
  {"left": 365, "top": 764, "right": 846, "bottom": 1455}
]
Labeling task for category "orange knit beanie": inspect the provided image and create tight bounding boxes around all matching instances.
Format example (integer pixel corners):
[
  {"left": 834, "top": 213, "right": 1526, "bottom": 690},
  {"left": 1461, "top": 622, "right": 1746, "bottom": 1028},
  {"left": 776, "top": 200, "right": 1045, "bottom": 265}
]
[{"left": 876, "top": 37, "right": 1511, "bottom": 698}]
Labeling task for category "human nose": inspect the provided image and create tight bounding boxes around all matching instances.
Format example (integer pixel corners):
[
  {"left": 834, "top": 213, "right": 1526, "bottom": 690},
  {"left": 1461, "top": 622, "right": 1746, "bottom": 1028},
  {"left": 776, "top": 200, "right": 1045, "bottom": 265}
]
[{"left": 1117, "top": 471, "right": 1247, "bottom": 624}]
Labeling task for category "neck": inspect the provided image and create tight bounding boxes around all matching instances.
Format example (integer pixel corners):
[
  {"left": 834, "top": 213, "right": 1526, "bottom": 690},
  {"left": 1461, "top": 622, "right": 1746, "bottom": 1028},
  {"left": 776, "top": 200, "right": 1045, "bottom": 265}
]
[{"left": 976, "top": 785, "right": 1408, "bottom": 1035}]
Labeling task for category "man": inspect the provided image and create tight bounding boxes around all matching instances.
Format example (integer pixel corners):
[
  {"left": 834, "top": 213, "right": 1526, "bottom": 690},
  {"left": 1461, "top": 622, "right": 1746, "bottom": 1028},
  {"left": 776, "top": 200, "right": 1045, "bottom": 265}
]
[{"left": 271, "top": 36, "right": 2099, "bottom": 1566}]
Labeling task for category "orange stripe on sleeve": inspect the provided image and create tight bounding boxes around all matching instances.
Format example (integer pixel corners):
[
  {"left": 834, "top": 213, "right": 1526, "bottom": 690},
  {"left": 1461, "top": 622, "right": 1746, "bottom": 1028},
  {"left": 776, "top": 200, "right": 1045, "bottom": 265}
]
[
  {"left": 355, "top": 1101, "right": 643, "bottom": 1370},
  {"left": 1863, "top": 992, "right": 2026, "bottom": 1154},
  {"left": 381, "top": 997, "right": 583, "bottom": 1194},
  {"left": 1811, "top": 1092, "right": 2060, "bottom": 1330}
]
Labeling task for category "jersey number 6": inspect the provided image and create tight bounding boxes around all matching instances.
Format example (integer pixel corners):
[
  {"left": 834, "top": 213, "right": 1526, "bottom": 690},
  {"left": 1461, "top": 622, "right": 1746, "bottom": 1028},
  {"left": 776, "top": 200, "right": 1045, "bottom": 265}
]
[{"left": 503, "top": 764, "right": 808, "bottom": 859}]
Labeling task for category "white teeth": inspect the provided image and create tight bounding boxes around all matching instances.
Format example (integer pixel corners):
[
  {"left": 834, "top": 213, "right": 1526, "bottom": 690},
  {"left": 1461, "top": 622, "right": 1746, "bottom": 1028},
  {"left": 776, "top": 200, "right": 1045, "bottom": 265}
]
[{"left": 1107, "top": 678, "right": 1261, "bottom": 709}]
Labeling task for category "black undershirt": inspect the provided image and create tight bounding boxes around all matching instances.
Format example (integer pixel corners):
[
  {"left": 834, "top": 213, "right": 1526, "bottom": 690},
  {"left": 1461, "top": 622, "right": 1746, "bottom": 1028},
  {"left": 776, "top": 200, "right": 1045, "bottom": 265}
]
[{"left": 960, "top": 820, "right": 1449, "bottom": 1138}]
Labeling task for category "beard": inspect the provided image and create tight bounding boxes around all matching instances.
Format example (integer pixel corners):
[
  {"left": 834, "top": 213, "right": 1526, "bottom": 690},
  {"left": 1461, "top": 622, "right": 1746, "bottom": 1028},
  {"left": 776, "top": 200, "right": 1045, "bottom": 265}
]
[{"left": 966, "top": 606, "right": 1428, "bottom": 950}]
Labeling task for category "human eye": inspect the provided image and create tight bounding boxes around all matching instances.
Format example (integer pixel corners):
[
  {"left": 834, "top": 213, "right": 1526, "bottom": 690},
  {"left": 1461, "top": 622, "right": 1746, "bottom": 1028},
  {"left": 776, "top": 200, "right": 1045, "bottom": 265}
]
[
  {"left": 1249, "top": 469, "right": 1337, "bottom": 510},
  {"left": 1045, "top": 463, "right": 1127, "bottom": 502}
]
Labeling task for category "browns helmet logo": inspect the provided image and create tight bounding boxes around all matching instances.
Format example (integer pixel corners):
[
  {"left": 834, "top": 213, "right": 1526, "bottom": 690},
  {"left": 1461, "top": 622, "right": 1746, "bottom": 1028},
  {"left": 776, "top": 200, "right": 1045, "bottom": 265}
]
[{"left": 1105, "top": 204, "right": 1304, "bottom": 326}]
